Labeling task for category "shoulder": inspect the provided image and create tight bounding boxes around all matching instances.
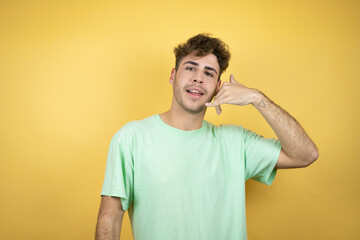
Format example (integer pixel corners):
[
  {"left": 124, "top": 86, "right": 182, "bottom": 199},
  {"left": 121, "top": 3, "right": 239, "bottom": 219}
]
[
  {"left": 203, "top": 121, "right": 249, "bottom": 145},
  {"left": 111, "top": 115, "right": 156, "bottom": 144},
  {"left": 205, "top": 121, "right": 266, "bottom": 142},
  {"left": 205, "top": 121, "right": 245, "bottom": 136}
]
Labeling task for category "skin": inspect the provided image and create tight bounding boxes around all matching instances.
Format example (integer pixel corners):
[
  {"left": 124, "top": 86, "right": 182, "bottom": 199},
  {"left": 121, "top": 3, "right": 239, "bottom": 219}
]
[
  {"left": 95, "top": 196, "right": 124, "bottom": 240},
  {"left": 160, "top": 53, "right": 222, "bottom": 131},
  {"left": 95, "top": 51, "right": 319, "bottom": 239},
  {"left": 205, "top": 74, "right": 319, "bottom": 168},
  {"left": 161, "top": 52, "right": 318, "bottom": 168},
  {"left": 95, "top": 53, "right": 223, "bottom": 240}
]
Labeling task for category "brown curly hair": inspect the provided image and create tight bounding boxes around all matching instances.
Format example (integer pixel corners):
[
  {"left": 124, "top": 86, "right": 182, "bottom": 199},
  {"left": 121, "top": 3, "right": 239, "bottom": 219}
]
[{"left": 174, "top": 33, "right": 231, "bottom": 80}]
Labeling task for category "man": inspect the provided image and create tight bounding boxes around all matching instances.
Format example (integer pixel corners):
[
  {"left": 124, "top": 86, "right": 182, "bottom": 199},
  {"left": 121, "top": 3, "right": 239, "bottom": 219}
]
[{"left": 95, "top": 33, "right": 318, "bottom": 240}]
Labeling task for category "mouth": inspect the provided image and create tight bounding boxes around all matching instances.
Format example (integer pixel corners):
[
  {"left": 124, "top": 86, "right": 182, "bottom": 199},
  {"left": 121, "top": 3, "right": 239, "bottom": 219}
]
[
  {"left": 185, "top": 87, "right": 205, "bottom": 97},
  {"left": 186, "top": 89, "right": 204, "bottom": 95}
]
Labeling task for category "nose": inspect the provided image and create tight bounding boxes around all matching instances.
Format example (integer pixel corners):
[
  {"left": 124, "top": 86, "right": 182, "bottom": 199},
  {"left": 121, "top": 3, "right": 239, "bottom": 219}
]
[
  {"left": 192, "top": 73, "right": 204, "bottom": 84},
  {"left": 193, "top": 79, "right": 203, "bottom": 84}
]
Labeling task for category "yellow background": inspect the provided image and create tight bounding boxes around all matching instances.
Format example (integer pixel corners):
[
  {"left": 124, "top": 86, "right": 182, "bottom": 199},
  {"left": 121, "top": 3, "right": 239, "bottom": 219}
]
[{"left": 1, "top": 0, "right": 359, "bottom": 239}]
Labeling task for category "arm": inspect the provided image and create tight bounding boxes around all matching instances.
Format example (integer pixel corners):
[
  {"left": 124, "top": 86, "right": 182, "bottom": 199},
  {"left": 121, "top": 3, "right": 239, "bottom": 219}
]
[
  {"left": 205, "top": 74, "right": 319, "bottom": 169},
  {"left": 251, "top": 91, "right": 319, "bottom": 168},
  {"left": 95, "top": 196, "right": 125, "bottom": 240}
]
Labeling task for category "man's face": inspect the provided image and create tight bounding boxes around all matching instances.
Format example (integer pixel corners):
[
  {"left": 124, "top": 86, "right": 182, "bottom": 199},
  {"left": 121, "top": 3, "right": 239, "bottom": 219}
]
[{"left": 169, "top": 53, "right": 221, "bottom": 114}]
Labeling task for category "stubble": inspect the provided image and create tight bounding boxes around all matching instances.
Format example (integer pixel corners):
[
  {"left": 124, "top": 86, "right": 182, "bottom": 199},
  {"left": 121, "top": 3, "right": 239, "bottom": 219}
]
[{"left": 172, "top": 77, "right": 216, "bottom": 114}]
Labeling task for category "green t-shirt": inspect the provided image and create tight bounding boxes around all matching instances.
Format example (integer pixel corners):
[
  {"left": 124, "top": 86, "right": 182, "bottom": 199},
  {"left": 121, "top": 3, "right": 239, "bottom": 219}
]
[{"left": 101, "top": 114, "right": 281, "bottom": 240}]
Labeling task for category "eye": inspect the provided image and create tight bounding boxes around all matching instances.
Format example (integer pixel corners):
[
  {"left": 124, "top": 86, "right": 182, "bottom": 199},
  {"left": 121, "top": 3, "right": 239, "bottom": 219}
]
[
  {"left": 185, "top": 66, "right": 195, "bottom": 71},
  {"left": 205, "top": 71, "right": 214, "bottom": 77}
]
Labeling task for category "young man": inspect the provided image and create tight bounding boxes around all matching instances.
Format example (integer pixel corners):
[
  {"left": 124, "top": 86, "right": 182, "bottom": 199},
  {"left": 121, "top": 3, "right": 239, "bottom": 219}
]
[{"left": 95, "top": 34, "right": 319, "bottom": 240}]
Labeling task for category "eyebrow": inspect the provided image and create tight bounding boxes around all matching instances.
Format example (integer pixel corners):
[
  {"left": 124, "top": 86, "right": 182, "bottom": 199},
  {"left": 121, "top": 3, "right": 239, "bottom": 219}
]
[{"left": 183, "top": 61, "right": 218, "bottom": 75}]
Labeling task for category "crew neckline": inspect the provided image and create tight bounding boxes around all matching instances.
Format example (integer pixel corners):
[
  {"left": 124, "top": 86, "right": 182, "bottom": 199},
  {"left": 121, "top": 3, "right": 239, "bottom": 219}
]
[{"left": 153, "top": 114, "right": 207, "bottom": 136}]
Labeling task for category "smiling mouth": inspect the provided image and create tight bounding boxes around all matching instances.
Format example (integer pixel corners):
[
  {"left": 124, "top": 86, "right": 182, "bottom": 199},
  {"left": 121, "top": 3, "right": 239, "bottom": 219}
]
[{"left": 186, "top": 89, "right": 204, "bottom": 95}]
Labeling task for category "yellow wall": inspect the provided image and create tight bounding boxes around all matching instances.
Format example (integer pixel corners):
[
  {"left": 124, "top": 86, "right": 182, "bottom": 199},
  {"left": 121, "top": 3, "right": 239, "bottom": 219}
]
[{"left": 1, "top": 0, "right": 359, "bottom": 239}]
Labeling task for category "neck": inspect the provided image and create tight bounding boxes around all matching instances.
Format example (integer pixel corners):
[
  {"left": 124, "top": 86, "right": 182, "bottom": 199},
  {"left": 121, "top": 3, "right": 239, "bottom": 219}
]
[{"left": 159, "top": 100, "right": 206, "bottom": 131}]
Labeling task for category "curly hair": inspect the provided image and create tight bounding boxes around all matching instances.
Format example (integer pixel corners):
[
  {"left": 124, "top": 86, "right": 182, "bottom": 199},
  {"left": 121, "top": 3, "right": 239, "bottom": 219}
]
[{"left": 174, "top": 33, "right": 231, "bottom": 80}]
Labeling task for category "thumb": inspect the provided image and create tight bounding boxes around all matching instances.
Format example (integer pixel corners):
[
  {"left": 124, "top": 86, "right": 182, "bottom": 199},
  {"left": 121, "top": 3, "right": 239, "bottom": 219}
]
[
  {"left": 230, "top": 74, "right": 238, "bottom": 84},
  {"left": 230, "top": 74, "right": 245, "bottom": 86}
]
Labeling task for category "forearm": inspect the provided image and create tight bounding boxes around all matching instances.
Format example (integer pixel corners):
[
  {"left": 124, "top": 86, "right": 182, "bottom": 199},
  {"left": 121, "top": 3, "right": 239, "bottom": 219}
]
[
  {"left": 95, "top": 215, "right": 122, "bottom": 240},
  {"left": 95, "top": 200, "right": 123, "bottom": 240},
  {"left": 250, "top": 90, "right": 319, "bottom": 165},
  {"left": 205, "top": 74, "right": 318, "bottom": 166}
]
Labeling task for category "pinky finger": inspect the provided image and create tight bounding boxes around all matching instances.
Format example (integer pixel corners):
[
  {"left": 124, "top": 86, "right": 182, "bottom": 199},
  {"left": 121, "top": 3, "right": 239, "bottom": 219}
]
[{"left": 215, "top": 105, "right": 222, "bottom": 115}]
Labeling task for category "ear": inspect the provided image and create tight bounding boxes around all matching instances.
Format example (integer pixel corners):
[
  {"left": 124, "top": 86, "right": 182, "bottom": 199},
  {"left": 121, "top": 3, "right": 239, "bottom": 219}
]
[
  {"left": 169, "top": 68, "right": 176, "bottom": 85},
  {"left": 216, "top": 79, "right": 222, "bottom": 93}
]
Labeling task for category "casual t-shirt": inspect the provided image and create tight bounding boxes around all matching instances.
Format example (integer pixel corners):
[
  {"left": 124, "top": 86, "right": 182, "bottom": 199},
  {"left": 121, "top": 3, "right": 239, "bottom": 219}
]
[{"left": 101, "top": 114, "right": 281, "bottom": 240}]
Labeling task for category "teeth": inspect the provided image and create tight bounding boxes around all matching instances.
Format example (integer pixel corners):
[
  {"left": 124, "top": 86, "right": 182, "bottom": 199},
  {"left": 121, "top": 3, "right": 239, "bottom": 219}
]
[{"left": 188, "top": 89, "right": 203, "bottom": 95}]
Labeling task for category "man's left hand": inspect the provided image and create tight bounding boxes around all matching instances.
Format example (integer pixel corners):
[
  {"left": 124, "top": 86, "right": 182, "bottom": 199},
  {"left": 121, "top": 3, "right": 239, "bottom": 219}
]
[{"left": 205, "top": 74, "right": 259, "bottom": 115}]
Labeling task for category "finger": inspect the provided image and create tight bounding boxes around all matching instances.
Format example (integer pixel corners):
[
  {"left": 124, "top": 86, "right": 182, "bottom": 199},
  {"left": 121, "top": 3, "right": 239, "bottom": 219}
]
[
  {"left": 230, "top": 74, "right": 245, "bottom": 87},
  {"left": 212, "top": 85, "right": 226, "bottom": 100},
  {"left": 205, "top": 101, "right": 216, "bottom": 107},
  {"left": 205, "top": 98, "right": 225, "bottom": 107},
  {"left": 205, "top": 101, "right": 222, "bottom": 114},
  {"left": 215, "top": 105, "right": 222, "bottom": 115},
  {"left": 230, "top": 74, "right": 237, "bottom": 84}
]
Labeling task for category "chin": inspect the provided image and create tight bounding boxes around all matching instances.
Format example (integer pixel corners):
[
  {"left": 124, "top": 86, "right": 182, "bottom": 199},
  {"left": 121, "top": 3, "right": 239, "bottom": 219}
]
[{"left": 183, "top": 105, "right": 206, "bottom": 114}]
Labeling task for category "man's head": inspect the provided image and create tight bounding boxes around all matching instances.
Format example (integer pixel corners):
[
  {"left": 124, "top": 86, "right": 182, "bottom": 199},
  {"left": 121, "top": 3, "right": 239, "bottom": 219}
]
[
  {"left": 174, "top": 33, "right": 231, "bottom": 81},
  {"left": 169, "top": 34, "right": 231, "bottom": 115}
]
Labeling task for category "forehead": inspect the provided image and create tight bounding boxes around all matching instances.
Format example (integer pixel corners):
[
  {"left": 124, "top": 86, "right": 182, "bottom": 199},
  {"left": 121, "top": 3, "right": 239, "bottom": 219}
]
[{"left": 180, "top": 53, "right": 220, "bottom": 72}]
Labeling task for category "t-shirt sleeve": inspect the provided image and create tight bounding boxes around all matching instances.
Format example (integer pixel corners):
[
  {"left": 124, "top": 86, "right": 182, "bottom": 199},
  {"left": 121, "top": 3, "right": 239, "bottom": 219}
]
[
  {"left": 100, "top": 130, "right": 134, "bottom": 211},
  {"left": 243, "top": 128, "right": 282, "bottom": 185}
]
